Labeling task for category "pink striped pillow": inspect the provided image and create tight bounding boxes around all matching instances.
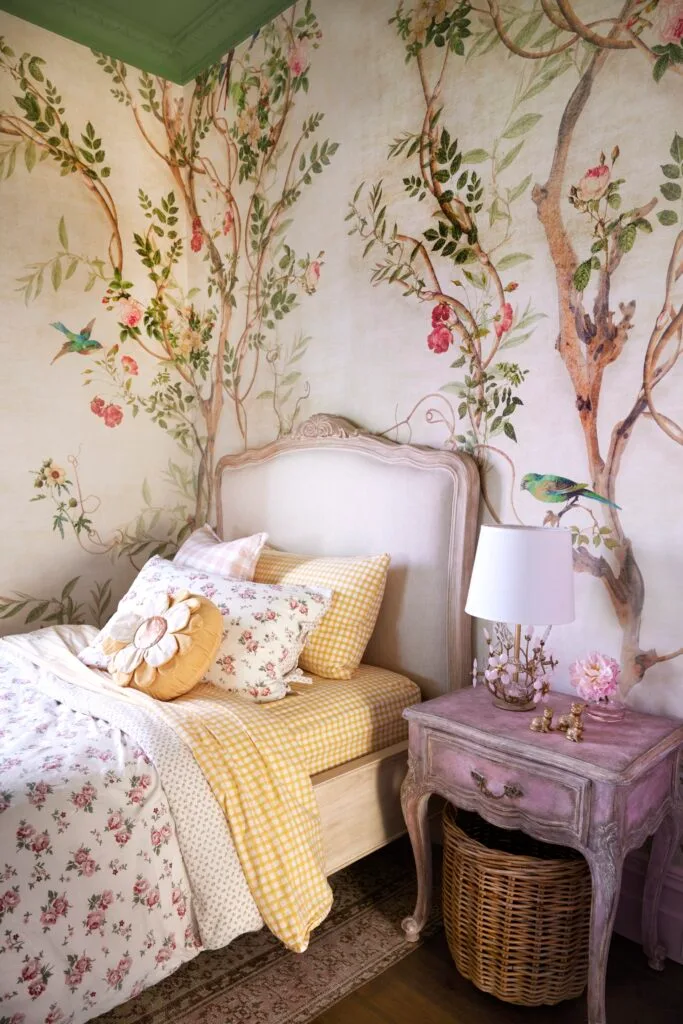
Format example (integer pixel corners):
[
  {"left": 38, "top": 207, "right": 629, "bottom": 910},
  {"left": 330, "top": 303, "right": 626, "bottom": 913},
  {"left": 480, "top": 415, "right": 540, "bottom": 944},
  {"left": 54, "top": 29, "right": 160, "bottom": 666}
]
[{"left": 174, "top": 525, "right": 268, "bottom": 580}]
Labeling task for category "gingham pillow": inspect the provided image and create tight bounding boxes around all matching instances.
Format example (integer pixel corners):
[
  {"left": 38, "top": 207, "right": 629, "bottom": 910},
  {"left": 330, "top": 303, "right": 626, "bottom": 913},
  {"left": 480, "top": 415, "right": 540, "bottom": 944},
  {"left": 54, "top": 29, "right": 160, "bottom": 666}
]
[
  {"left": 174, "top": 524, "right": 268, "bottom": 580},
  {"left": 80, "top": 556, "right": 332, "bottom": 703},
  {"left": 254, "top": 548, "right": 390, "bottom": 679}
]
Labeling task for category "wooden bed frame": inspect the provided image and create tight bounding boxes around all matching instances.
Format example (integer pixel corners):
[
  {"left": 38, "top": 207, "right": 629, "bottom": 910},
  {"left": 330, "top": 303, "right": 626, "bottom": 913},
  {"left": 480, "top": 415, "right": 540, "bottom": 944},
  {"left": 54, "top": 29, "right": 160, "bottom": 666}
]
[{"left": 215, "top": 413, "right": 480, "bottom": 875}]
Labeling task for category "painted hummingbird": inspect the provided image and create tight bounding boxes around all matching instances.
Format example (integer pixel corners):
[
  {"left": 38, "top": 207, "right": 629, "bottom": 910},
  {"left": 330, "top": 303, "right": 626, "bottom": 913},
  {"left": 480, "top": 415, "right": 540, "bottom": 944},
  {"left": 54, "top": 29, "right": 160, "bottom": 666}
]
[
  {"left": 50, "top": 318, "right": 103, "bottom": 364},
  {"left": 521, "top": 473, "right": 621, "bottom": 510}
]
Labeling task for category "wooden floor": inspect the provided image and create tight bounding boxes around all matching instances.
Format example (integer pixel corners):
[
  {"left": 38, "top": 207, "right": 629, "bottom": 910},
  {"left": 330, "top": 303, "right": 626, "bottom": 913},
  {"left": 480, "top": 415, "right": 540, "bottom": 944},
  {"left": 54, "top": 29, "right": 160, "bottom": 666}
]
[{"left": 311, "top": 928, "right": 683, "bottom": 1024}]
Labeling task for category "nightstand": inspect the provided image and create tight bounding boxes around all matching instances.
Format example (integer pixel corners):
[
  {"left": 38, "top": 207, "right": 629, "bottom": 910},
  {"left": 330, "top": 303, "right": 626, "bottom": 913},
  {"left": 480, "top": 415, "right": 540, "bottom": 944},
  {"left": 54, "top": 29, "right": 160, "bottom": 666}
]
[{"left": 400, "top": 686, "right": 683, "bottom": 1024}]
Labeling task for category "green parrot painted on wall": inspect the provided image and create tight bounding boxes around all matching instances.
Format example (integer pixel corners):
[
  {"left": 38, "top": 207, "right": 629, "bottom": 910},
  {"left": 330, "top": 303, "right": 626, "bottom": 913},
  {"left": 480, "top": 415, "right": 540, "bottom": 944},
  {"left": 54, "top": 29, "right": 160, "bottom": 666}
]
[
  {"left": 521, "top": 473, "right": 621, "bottom": 510},
  {"left": 49, "top": 318, "right": 103, "bottom": 364}
]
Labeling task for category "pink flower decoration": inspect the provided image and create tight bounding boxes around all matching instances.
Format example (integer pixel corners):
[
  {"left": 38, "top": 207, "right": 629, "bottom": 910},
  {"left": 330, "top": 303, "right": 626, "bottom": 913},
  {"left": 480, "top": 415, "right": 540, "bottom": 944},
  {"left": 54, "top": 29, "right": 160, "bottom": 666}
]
[
  {"left": 431, "top": 302, "right": 452, "bottom": 326},
  {"left": 303, "top": 259, "right": 321, "bottom": 294},
  {"left": 494, "top": 302, "right": 514, "bottom": 340},
  {"left": 190, "top": 233, "right": 202, "bottom": 253},
  {"left": 90, "top": 395, "right": 105, "bottom": 417},
  {"left": 121, "top": 355, "right": 138, "bottom": 375},
  {"left": 427, "top": 324, "right": 453, "bottom": 353},
  {"left": 118, "top": 298, "right": 144, "bottom": 328},
  {"left": 657, "top": 0, "right": 683, "bottom": 42},
  {"left": 287, "top": 39, "right": 310, "bottom": 77},
  {"left": 103, "top": 404, "right": 123, "bottom": 428},
  {"left": 576, "top": 164, "right": 610, "bottom": 202},
  {"left": 223, "top": 209, "right": 234, "bottom": 235},
  {"left": 569, "top": 652, "right": 620, "bottom": 702}
]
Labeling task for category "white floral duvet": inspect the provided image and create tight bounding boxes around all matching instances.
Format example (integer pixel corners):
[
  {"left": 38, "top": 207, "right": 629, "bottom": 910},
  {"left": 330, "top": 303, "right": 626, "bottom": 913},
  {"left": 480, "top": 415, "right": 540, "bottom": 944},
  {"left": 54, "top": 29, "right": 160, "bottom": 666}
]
[{"left": 0, "top": 625, "right": 262, "bottom": 1024}]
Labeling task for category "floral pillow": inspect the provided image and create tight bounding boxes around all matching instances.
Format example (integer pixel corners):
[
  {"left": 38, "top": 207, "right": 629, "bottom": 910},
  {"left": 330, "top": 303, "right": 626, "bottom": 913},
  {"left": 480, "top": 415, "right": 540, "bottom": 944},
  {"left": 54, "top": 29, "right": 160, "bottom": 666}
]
[{"left": 80, "top": 556, "right": 332, "bottom": 703}]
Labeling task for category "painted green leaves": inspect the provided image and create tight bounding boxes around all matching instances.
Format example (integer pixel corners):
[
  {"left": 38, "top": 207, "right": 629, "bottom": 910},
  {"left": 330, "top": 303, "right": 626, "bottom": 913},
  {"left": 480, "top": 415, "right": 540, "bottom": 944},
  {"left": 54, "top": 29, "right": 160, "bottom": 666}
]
[
  {"left": 652, "top": 41, "right": 683, "bottom": 83},
  {"left": 570, "top": 150, "right": 652, "bottom": 292},
  {"left": 390, "top": 1, "right": 472, "bottom": 61},
  {"left": 657, "top": 133, "right": 683, "bottom": 226}
]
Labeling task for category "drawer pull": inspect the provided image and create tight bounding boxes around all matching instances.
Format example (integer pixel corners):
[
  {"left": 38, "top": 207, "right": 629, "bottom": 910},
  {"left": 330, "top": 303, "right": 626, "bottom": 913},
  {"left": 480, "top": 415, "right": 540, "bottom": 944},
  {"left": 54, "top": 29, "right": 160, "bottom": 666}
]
[{"left": 471, "top": 769, "right": 523, "bottom": 800}]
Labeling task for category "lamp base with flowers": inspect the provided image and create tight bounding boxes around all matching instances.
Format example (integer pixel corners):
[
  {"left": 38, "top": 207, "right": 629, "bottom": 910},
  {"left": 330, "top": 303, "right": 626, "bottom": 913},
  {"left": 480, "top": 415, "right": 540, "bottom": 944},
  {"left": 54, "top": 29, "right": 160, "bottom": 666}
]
[
  {"left": 569, "top": 652, "right": 625, "bottom": 722},
  {"left": 472, "top": 623, "right": 558, "bottom": 712}
]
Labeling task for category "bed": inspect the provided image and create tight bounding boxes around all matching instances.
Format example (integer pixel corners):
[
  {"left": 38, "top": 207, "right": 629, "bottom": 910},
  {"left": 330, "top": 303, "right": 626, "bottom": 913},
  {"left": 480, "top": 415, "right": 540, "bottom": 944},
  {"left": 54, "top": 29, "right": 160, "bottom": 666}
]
[{"left": 0, "top": 413, "right": 479, "bottom": 1022}]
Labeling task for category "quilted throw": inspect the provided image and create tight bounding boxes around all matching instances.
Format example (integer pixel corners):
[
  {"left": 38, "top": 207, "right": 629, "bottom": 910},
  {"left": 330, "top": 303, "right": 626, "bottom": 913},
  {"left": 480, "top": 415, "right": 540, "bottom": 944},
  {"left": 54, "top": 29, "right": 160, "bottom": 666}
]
[
  {"left": 0, "top": 625, "right": 262, "bottom": 1023},
  {"left": 0, "top": 623, "right": 333, "bottom": 1019}
]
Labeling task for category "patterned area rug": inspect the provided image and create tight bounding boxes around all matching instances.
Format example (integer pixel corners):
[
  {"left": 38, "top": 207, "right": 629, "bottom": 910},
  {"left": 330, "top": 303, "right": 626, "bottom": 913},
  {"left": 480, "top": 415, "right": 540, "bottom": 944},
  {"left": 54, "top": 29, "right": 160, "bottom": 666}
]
[{"left": 96, "top": 839, "right": 441, "bottom": 1024}]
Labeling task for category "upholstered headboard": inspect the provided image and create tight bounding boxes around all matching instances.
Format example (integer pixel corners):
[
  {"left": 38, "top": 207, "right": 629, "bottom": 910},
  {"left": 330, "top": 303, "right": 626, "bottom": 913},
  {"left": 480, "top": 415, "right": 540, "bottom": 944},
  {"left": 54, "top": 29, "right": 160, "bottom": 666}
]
[{"left": 214, "top": 414, "right": 480, "bottom": 700}]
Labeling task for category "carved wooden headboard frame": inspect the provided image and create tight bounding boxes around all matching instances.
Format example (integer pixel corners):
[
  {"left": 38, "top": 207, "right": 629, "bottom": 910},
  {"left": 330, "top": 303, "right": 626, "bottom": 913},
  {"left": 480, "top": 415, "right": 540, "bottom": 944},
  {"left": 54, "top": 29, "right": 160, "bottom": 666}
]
[{"left": 215, "top": 414, "right": 480, "bottom": 697}]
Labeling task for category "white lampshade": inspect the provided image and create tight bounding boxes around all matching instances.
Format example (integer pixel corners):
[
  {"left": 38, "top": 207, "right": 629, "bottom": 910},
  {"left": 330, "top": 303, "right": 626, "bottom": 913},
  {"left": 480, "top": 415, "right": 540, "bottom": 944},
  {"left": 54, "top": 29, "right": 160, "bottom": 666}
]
[{"left": 465, "top": 524, "right": 575, "bottom": 626}]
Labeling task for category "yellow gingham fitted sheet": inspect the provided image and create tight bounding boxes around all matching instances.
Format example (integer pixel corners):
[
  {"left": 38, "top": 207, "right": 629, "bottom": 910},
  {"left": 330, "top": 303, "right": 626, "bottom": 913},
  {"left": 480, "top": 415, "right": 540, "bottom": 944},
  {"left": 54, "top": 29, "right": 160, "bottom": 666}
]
[{"left": 262, "top": 664, "right": 421, "bottom": 776}]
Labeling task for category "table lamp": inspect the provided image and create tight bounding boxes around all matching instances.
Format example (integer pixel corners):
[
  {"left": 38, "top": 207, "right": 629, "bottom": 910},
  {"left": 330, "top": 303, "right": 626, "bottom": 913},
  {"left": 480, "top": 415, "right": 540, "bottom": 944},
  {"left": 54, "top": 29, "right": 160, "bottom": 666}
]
[{"left": 465, "top": 524, "right": 575, "bottom": 711}]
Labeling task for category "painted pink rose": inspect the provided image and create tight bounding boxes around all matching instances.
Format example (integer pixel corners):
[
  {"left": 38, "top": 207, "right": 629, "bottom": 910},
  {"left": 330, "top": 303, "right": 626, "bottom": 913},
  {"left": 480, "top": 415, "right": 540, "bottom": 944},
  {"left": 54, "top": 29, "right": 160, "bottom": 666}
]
[
  {"left": 27, "top": 980, "right": 46, "bottom": 1000},
  {"left": 190, "top": 232, "right": 202, "bottom": 253},
  {"left": 431, "top": 302, "right": 452, "bottom": 326},
  {"left": 73, "top": 846, "right": 89, "bottom": 865},
  {"left": 75, "top": 955, "right": 92, "bottom": 974},
  {"left": 657, "top": 0, "right": 683, "bottom": 42},
  {"left": 133, "top": 878, "right": 149, "bottom": 896},
  {"left": 576, "top": 163, "right": 610, "bottom": 202},
  {"left": 128, "top": 788, "right": 145, "bottom": 804},
  {"left": 118, "top": 298, "right": 144, "bottom": 328},
  {"left": 121, "top": 355, "right": 139, "bottom": 375},
  {"left": 303, "top": 259, "right": 322, "bottom": 294},
  {"left": 155, "top": 947, "right": 172, "bottom": 964},
  {"left": 287, "top": 38, "right": 310, "bottom": 77},
  {"left": 427, "top": 325, "right": 453, "bottom": 354},
  {"left": 160, "top": 823, "right": 171, "bottom": 840},
  {"left": 107, "top": 812, "right": 123, "bottom": 831},
  {"left": 40, "top": 908, "right": 58, "bottom": 926},
  {"left": 17, "top": 823, "right": 36, "bottom": 841},
  {"left": 45, "top": 1010, "right": 65, "bottom": 1024},
  {"left": 106, "top": 967, "right": 123, "bottom": 987},
  {"left": 65, "top": 969, "right": 83, "bottom": 989},
  {"left": 103, "top": 404, "right": 123, "bottom": 428},
  {"left": 145, "top": 888, "right": 160, "bottom": 908},
  {"left": 151, "top": 829, "right": 162, "bottom": 848},
  {"left": 115, "top": 829, "right": 130, "bottom": 846},
  {"left": 139, "top": 774, "right": 151, "bottom": 789},
  {"left": 71, "top": 792, "right": 89, "bottom": 809},
  {"left": 494, "top": 302, "right": 514, "bottom": 340},
  {"left": 223, "top": 209, "right": 234, "bottom": 235}
]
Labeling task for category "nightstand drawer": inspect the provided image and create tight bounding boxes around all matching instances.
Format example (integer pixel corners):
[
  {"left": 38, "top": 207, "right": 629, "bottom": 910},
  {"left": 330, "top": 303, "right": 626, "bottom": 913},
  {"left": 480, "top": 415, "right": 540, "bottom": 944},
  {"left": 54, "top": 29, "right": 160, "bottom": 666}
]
[{"left": 425, "top": 732, "right": 590, "bottom": 841}]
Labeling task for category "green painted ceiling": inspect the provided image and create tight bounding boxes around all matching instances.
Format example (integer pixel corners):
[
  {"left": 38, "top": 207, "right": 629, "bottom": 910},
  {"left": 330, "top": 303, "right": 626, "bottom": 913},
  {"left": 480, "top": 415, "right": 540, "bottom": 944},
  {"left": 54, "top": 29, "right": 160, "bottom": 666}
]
[{"left": 0, "top": 0, "right": 293, "bottom": 83}]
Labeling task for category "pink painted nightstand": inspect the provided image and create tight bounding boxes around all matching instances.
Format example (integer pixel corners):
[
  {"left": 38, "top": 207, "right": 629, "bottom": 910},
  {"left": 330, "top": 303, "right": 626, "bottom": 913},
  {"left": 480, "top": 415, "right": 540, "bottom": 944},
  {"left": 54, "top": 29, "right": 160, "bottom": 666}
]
[{"left": 400, "top": 686, "right": 683, "bottom": 1024}]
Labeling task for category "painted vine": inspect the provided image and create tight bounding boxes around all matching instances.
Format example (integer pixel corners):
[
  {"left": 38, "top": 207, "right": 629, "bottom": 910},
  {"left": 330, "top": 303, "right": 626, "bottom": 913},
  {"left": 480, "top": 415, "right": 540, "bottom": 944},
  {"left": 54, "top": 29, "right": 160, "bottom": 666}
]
[
  {"left": 0, "top": 2, "right": 337, "bottom": 627},
  {"left": 350, "top": 0, "right": 683, "bottom": 693}
]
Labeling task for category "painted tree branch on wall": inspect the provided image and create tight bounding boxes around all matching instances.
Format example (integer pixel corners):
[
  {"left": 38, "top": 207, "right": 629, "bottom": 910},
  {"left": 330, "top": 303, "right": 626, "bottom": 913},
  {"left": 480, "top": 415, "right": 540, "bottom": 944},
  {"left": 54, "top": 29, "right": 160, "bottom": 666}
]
[
  {"left": 0, "top": 2, "right": 337, "bottom": 627},
  {"left": 351, "top": 0, "right": 682, "bottom": 693}
]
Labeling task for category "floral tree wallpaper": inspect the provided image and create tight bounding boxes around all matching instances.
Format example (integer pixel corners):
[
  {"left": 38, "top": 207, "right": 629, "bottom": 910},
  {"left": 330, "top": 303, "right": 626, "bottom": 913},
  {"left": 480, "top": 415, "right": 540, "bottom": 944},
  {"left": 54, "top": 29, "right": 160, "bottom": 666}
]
[{"left": 0, "top": 0, "right": 682, "bottom": 714}]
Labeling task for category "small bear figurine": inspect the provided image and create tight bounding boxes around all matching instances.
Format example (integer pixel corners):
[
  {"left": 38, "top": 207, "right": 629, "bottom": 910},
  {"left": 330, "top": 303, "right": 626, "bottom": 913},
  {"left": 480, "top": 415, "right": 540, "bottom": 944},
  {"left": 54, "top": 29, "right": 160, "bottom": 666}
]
[{"left": 530, "top": 707, "right": 554, "bottom": 733}]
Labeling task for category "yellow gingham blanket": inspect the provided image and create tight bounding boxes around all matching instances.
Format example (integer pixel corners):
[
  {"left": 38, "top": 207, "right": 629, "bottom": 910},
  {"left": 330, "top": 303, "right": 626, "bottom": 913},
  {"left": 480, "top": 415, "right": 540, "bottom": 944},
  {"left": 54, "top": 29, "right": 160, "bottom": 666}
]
[{"left": 158, "top": 683, "right": 332, "bottom": 951}]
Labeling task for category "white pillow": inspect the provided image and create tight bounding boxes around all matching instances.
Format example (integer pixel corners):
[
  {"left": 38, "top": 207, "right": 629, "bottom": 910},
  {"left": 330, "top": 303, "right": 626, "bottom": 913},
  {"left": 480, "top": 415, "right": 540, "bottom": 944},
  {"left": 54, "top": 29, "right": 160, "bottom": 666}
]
[
  {"left": 80, "top": 556, "right": 331, "bottom": 702},
  {"left": 174, "top": 524, "right": 268, "bottom": 580}
]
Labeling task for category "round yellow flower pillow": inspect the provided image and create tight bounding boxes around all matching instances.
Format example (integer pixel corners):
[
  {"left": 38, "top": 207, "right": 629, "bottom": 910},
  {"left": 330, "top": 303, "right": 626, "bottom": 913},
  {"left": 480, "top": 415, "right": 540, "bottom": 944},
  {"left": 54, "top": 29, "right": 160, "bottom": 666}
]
[{"left": 101, "top": 590, "right": 223, "bottom": 701}]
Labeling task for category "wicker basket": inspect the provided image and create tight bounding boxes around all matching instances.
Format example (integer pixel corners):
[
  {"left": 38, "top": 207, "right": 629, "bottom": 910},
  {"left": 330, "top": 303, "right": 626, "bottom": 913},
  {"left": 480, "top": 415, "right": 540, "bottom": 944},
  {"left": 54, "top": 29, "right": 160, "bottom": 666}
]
[{"left": 442, "top": 805, "right": 591, "bottom": 1006}]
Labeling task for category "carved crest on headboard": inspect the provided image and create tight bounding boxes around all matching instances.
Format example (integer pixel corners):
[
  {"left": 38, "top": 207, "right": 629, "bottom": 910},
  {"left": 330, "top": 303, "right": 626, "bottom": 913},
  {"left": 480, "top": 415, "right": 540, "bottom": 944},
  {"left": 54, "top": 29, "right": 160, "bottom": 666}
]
[{"left": 291, "top": 413, "right": 360, "bottom": 440}]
